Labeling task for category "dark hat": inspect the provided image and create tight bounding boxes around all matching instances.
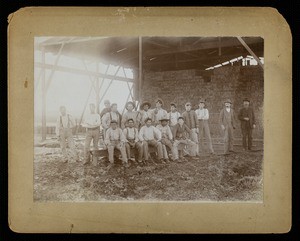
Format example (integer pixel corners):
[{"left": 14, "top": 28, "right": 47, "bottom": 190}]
[
  {"left": 170, "top": 102, "right": 177, "bottom": 108},
  {"left": 155, "top": 98, "right": 164, "bottom": 106},
  {"left": 125, "top": 101, "right": 136, "bottom": 110},
  {"left": 243, "top": 98, "right": 250, "bottom": 103},
  {"left": 144, "top": 117, "right": 152, "bottom": 123},
  {"left": 110, "top": 119, "right": 118, "bottom": 124},
  {"left": 178, "top": 116, "right": 184, "bottom": 120},
  {"left": 199, "top": 98, "right": 206, "bottom": 103},
  {"left": 224, "top": 99, "right": 232, "bottom": 104},
  {"left": 140, "top": 101, "right": 151, "bottom": 109}
]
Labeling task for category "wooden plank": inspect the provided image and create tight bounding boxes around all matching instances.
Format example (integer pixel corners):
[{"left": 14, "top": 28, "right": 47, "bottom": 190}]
[{"left": 35, "top": 62, "right": 134, "bottom": 83}]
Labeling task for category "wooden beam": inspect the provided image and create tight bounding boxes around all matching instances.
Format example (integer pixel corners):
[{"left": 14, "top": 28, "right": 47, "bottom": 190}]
[
  {"left": 41, "top": 48, "right": 46, "bottom": 141},
  {"left": 138, "top": 37, "right": 142, "bottom": 101},
  {"left": 35, "top": 62, "right": 134, "bottom": 83},
  {"left": 122, "top": 67, "right": 134, "bottom": 101},
  {"left": 237, "top": 37, "right": 264, "bottom": 69},
  {"left": 45, "top": 43, "right": 65, "bottom": 91},
  {"left": 144, "top": 37, "right": 262, "bottom": 57}
]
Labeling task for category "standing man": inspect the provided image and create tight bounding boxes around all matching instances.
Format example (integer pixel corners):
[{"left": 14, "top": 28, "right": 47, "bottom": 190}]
[
  {"left": 137, "top": 101, "right": 154, "bottom": 129},
  {"left": 123, "top": 118, "right": 143, "bottom": 164},
  {"left": 121, "top": 101, "right": 139, "bottom": 129},
  {"left": 238, "top": 98, "right": 256, "bottom": 151},
  {"left": 182, "top": 102, "right": 199, "bottom": 155},
  {"left": 82, "top": 103, "right": 101, "bottom": 165},
  {"left": 55, "top": 106, "right": 78, "bottom": 162},
  {"left": 219, "top": 99, "right": 237, "bottom": 154},
  {"left": 195, "top": 98, "right": 215, "bottom": 155},
  {"left": 139, "top": 118, "right": 164, "bottom": 164},
  {"left": 100, "top": 99, "right": 111, "bottom": 118},
  {"left": 104, "top": 120, "right": 129, "bottom": 168},
  {"left": 102, "top": 103, "right": 121, "bottom": 136},
  {"left": 172, "top": 117, "right": 197, "bottom": 161},
  {"left": 152, "top": 98, "right": 168, "bottom": 126},
  {"left": 168, "top": 103, "right": 181, "bottom": 131},
  {"left": 156, "top": 116, "right": 176, "bottom": 162}
]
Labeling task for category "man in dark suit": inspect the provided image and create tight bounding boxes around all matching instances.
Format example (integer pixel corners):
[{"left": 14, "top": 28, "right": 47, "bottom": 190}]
[{"left": 238, "top": 98, "right": 256, "bottom": 151}]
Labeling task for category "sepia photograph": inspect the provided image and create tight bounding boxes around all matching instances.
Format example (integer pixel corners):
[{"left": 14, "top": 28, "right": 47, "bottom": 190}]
[{"left": 33, "top": 36, "right": 264, "bottom": 202}]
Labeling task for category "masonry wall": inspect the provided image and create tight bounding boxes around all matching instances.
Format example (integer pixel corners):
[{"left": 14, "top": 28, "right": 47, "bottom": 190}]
[{"left": 141, "top": 65, "right": 264, "bottom": 139}]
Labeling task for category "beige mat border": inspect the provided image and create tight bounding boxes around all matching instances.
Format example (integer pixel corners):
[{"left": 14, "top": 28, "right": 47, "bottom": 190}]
[{"left": 8, "top": 7, "right": 292, "bottom": 233}]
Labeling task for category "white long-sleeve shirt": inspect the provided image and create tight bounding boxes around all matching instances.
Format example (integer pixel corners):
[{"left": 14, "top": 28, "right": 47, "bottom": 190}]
[
  {"left": 105, "top": 127, "right": 126, "bottom": 143},
  {"left": 168, "top": 111, "right": 181, "bottom": 127},
  {"left": 156, "top": 124, "right": 173, "bottom": 140},
  {"left": 195, "top": 108, "right": 209, "bottom": 120},
  {"left": 139, "top": 125, "right": 161, "bottom": 141},
  {"left": 83, "top": 113, "right": 101, "bottom": 128}
]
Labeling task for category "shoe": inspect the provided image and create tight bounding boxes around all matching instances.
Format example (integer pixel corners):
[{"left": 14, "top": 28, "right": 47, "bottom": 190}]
[
  {"left": 83, "top": 161, "right": 90, "bottom": 165},
  {"left": 124, "top": 162, "right": 130, "bottom": 168},
  {"left": 229, "top": 150, "right": 235, "bottom": 153},
  {"left": 173, "top": 159, "right": 179, "bottom": 162},
  {"left": 189, "top": 156, "right": 198, "bottom": 160},
  {"left": 164, "top": 158, "right": 170, "bottom": 163}
]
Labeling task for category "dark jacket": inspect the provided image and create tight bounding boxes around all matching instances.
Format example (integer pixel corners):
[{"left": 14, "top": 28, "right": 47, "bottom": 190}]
[
  {"left": 182, "top": 110, "right": 198, "bottom": 129},
  {"left": 172, "top": 123, "right": 192, "bottom": 140},
  {"left": 219, "top": 108, "right": 237, "bottom": 128},
  {"left": 238, "top": 107, "right": 256, "bottom": 129}
]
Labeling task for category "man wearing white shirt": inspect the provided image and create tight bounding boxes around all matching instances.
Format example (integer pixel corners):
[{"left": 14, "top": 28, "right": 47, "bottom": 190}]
[
  {"left": 195, "top": 99, "right": 215, "bottom": 155},
  {"left": 83, "top": 103, "right": 101, "bottom": 164},
  {"left": 123, "top": 118, "right": 143, "bottom": 164},
  {"left": 102, "top": 103, "right": 121, "bottom": 138},
  {"left": 55, "top": 106, "right": 78, "bottom": 162},
  {"left": 139, "top": 118, "right": 164, "bottom": 164},
  {"left": 168, "top": 103, "right": 181, "bottom": 131},
  {"left": 152, "top": 98, "right": 168, "bottom": 126},
  {"left": 104, "top": 120, "right": 129, "bottom": 167}
]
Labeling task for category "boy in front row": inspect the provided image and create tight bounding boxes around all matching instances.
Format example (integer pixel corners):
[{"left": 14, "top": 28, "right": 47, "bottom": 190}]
[{"left": 104, "top": 120, "right": 129, "bottom": 168}]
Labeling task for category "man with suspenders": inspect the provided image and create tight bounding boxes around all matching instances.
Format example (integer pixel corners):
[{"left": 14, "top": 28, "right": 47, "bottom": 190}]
[
  {"left": 55, "top": 106, "right": 78, "bottom": 162},
  {"left": 123, "top": 118, "right": 143, "bottom": 164},
  {"left": 101, "top": 103, "right": 121, "bottom": 139}
]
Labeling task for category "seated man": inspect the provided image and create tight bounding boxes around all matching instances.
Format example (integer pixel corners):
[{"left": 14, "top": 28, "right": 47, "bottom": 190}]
[
  {"left": 156, "top": 116, "right": 176, "bottom": 162},
  {"left": 123, "top": 118, "right": 143, "bottom": 164},
  {"left": 104, "top": 120, "right": 129, "bottom": 168},
  {"left": 139, "top": 118, "right": 164, "bottom": 164},
  {"left": 172, "top": 117, "right": 198, "bottom": 162}
]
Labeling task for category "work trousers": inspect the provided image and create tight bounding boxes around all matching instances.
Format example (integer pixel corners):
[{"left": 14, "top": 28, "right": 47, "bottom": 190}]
[
  {"left": 242, "top": 127, "right": 253, "bottom": 150},
  {"left": 84, "top": 128, "right": 99, "bottom": 162},
  {"left": 107, "top": 141, "right": 128, "bottom": 164},
  {"left": 142, "top": 140, "right": 163, "bottom": 160},
  {"left": 161, "top": 138, "right": 176, "bottom": 160},
  {"left": 223, "top": 125, "right": 234, "bottom": 153},
  {"left": 125, "top": 141, "right": 143, "bottom": 162},
  {"left": 198, "top": 120, "right": 214, "bottom": 153},
  {"left": 173, "top": 139, "right": 197, "bottom": 159},
  {"left": 58, "top": 127, "right": 77, "bottom": 161}
]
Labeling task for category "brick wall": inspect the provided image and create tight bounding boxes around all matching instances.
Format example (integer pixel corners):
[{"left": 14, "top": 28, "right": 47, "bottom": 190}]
[{"left": 141, "top": 65, "right": 264, "bottom": 139}]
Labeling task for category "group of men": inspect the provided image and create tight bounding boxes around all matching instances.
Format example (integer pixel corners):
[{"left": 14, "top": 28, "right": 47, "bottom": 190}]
[{"left": 55, "top": 98, "right": 256, "bottom": 167}]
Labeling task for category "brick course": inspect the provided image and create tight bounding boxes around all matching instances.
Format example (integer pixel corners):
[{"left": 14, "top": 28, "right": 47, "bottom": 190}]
[{"left": 141, "top": 65, "right": 263, "bottom": 139}]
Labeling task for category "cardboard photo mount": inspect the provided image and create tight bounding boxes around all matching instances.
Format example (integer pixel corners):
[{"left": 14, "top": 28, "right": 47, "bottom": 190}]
[{"left": 8, "top": 7, "right": 292, "bottom": 233}]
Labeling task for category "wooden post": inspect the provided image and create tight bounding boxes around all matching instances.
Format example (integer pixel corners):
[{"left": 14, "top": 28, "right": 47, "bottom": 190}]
[
  {"left": 96, "top": 62, "right": 100, "bottom": 114},
  {"left": 138, "top": 36, "right": 142, "bottom": 102},
  {"left": 237, "top": 37, "right": 264, "bottom": 69},
  {"left": 41, "top": 48, "right": 46, "bottom": 141}
]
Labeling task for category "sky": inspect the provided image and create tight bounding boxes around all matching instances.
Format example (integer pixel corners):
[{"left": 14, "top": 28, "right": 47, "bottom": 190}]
[{"left": 34, "top": 37, "right": 134, "bottom": 125}]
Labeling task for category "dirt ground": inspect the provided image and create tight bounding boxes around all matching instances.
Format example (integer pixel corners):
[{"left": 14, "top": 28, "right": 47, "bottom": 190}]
[{"left": 34, "top": 139, "right": 263, "bottom": 202}]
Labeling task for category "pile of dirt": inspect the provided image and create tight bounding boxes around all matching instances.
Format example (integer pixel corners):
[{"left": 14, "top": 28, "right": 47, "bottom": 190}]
[{"left": 34, "top": 147, "right": 263, "bottom": 202}]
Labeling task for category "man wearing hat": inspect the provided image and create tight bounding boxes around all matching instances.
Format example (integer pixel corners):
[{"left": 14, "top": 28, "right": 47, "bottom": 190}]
[
  {"left": 152, "top": 98, "right": 168, "bottom": 126},
  {"left": 156, "top": 115, "right": 176, "bottom": 162},
  {"left": 195, "top": 98, "right": 215, "bottom": 155},
  {"left": 82, "top": 103, "right": 101, "bottom": 165},
  {"left": 238, "top": 98, "right": 256, "bottom": 151},
  {"left": 219, "top": 99, "right": 237, "bottom": 154},
  {"left": 168, "top": 103, "right": 181, "bottom": 131},
  {"left": 104, "top": 119, "right": 129, "bottom": 168},
  {"left": 137, "top": 100, "right": 154, "bottom": 129},
  {"left": 182, "top": 102, "right": 199, "bottom": 155},
  {"left": 121, "top": 101, "right": 139, "bottom": 129}
]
